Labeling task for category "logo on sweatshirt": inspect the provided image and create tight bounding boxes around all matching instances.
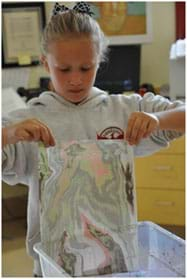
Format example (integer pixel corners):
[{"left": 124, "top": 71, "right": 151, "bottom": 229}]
[{"left": 97, "top": 127, "right": 124, "bottom": 140}]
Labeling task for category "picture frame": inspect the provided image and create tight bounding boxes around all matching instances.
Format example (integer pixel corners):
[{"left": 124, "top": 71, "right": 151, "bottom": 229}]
[
  {"left": 2, "top": 2, "right": 46, "bottom": 68},
  {"left": 90, "top": 2, "right": 152, "bottom": 45}
]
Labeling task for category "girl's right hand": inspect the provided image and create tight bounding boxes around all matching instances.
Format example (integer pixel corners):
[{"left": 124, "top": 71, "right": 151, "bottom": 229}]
[{"left": 2, "top": 119, "right": 55, "bottom": 148}]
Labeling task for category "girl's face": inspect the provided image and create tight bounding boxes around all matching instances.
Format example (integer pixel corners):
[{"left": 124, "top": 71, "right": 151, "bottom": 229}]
[{"left": 42, "top": 36, "right": 99, "bottom": 104}]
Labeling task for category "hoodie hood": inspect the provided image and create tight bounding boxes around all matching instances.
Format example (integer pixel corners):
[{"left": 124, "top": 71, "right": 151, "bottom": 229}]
[{"left": 28, "top": 87, "right": 108, "bottom": 110}]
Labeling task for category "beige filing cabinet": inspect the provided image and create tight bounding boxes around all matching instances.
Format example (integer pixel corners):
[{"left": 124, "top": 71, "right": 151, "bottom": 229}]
[{"left": 135, "top": 137, "right": 185, "bottom": 226}]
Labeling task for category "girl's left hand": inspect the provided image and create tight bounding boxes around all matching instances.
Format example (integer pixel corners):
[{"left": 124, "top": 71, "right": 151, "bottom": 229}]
[{"left": 125, "top": 112, "right": 159, "bottom": 145}]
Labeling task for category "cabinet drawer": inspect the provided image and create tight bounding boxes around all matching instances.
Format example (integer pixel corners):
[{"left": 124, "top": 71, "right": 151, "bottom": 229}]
[
  {"left": 135, "top": 155, "right": 184, "bottom": 190},
  {"left": 136, "top": 189, "right": 185, "bottom": 226}
]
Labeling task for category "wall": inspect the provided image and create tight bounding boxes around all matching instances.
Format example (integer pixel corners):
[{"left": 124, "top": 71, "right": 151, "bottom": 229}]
[
  {"left": 28, "top": 2, "right": 176, "bottom": 89},
  {"left": 140, "top": 2, "right": 175, "bottom": 86}
]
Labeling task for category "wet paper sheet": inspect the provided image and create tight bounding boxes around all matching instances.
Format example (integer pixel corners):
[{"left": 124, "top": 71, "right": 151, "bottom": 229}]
[{"left": 39, "top": 140, "right": 139, "bottom": 277}]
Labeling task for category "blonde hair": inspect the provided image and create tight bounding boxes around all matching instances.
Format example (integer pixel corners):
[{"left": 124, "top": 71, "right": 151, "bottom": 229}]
[{"left": 41, "top": 10, "right": 108, "bottom": 63}]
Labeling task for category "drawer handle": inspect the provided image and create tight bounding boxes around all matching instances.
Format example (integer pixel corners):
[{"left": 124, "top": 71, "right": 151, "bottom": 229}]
[
  {"left": 155, "top": 201, "right": 175, "bottom": 207},
  {"left": 152, "top": 166, "right": 173, "bottom": 171}
]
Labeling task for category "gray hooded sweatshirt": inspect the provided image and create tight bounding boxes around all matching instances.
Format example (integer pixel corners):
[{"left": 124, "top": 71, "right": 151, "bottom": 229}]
[{"left": 2, "top": 87, "right": 183, "bottom": 275}]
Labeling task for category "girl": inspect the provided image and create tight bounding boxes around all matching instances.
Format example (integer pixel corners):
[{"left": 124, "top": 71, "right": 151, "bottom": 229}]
[{"left": 2, "top": 2, "right": 185, "bottom": 276}]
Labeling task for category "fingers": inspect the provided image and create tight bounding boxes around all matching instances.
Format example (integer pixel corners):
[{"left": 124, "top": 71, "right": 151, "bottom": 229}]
[
  {"left": 37, "top": 122, "right": 56, "bottom": 147},
  {"left": 125, "top": 112, "right": 159, "bottom": 145},
  {"left": 7, "top": 119, "right": 55, "bottom": 147},
  {"left": 126, "top": 117, "right": 147, "bottom": 144},
  {"left": 16, "top": 130, "right": 33, "bottom": 142},
  {"left": 26, "top": 119, "right": 55, "bottom": 147}
]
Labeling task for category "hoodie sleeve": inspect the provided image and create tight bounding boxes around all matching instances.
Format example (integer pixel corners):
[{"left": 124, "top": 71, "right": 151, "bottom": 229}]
[
  {"left": 2, "top": 141, "right": 39, "bottom": 186},
  {"left": 2, "top": 111, "right": 39, "bottom": 186},
  {"left": 131, "top": 93, "right": 184, "bottom": 157}
]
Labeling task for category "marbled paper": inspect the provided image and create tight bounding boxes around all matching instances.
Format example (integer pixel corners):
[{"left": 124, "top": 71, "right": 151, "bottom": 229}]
[{"left": 39, "top": 140, "right": 138, "bottom": 277}]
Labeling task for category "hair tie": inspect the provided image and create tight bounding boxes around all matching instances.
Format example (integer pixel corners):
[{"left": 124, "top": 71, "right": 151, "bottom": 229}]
[{"left": 52, "top": 2, "right": 94, "bottom": 17}]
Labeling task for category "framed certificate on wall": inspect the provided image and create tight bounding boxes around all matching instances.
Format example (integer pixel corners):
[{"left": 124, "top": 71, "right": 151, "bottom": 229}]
[{"left": 2, "top": 2, "right": 46, "bottom": 67}]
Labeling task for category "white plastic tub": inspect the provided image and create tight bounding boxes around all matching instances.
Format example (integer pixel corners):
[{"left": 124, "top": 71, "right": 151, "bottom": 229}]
[{"left": 34, "top": 221, "right": 185, "bottom": 277}]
